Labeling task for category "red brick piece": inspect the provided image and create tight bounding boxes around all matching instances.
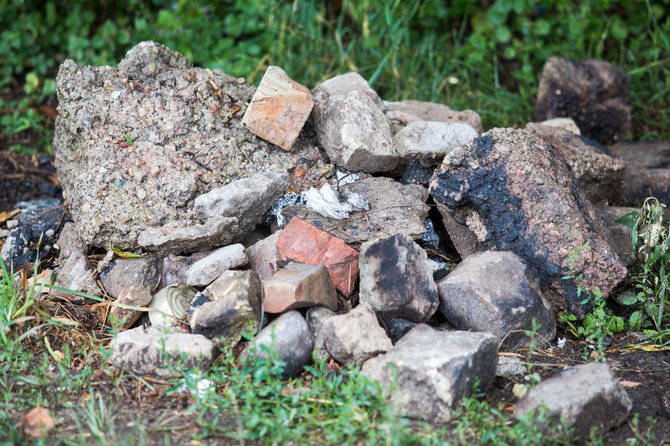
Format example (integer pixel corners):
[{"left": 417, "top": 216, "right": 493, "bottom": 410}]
[
  {"left": 277, "top": 217, "right": 359, "bottom": 296},
  {"left": 241, "top": 66, "right": 314, "bottom": 151}
]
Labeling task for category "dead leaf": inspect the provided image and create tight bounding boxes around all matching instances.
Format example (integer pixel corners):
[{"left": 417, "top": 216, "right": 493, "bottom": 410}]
[
  {"left": 325, "top": 359, "right": 341, "bottom": 374},
  {"left": 624, "top": 344, "right": 670, "bottom": 352},
  {"left": 619, "top": 380, "right": 642, "bottom": 388},
  {"left": 0, "top": 209, "right": 20, "bottom": 225},
  {"left": 25, "top": 269, "right": 54, "bottom": 295},
  {"left": 19, "top": 406, "right": 55, "bottom": 439},
  {"left": 512, "top": 383, "right": 528, "bottom": 400}
]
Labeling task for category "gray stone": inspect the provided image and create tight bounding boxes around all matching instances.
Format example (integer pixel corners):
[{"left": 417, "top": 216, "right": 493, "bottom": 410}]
[
  {"left": 437, "top": 251, "right": 556, "bottom": 351},
  {"left": 191, "top": 270, "right": 262, "bottom": 346},
  {"left": 194, "top": 172, "right": 289, "bottom": 233},
  {"left": 241, "top": 310, "right": 314, "bottom": 379},
  {"left": 54, "top": 41, "right": 326, "bottom": 251},
  {"left": 384, "top": 100, "right": 482, "bottom": 134},
  {"left": 525, "top": 123, "right": 625, "bottom": 204},
  {"left": 429, "top": 128, "right": 628, "bottom": 316},
  {"left": 241, "top": 66, "right": 314, "bottom": 150},
  {"left": 609, "top": 140, "right": 670, "bottom": 207},
  {"left": 53, "top": 250, "right": 102, "bottom": 298},
  {"left": 109, "top": 285, "right": 153, "bottom": 330},
  {"left": 100, "top": 256, "right": 161, "bottom": 299},
  {"left": 137, "top": 217, "right": 240, "bottom": 255},
  {"left": 495, "top": 355, "right": 526, "bottom": 377},
  {"left": 533, "top": 57, "right": 631, "bottom": 143},
  {"left": 312, "top": 72, "right": 398, "bottom": 173},
  {"left": 245, "top": 230, "right": 282, "bottom": 279},
  {"left": 393, "top": 121, "right": 479, "bottom": 166},
  {"left": 109, "top": 326, "right": 215, "bottom": 377},
  {"left": 56, "top": 222, "right": 86, "bottom": 263},
  {"left": 359, "top": 234, "right": 438, "bottom": 323},
  {"left": 386, "top": 319, "right": 417, "bottom": 344},
  {"left": 262, "top": 262, "right": 338, "bottom": 313},
  {"left": 160, "top": 252, "right": 208, "bottom": 287},
  {"left": 361, "top": 325, "right": 498, "bottom": 423},
  {"left": 282, "top": 177, "right": 429, "bottom": 247},
  {"left": 305, "top": 305, "right": 337, "bottom": 362},
  {"left": 321, "top": 304, "right": 392, "bottom": 367},
  {"left": 531, "top": 117, "right": 581, "bottom": 134},
  {"left": 516, "top": 363, "right": 632, "bottom": 438},
  {"left": 185, "top": 244, "right": 248, "bottom": 287}
]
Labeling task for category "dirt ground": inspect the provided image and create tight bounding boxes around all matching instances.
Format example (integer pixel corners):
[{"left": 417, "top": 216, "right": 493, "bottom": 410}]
[{"left": 1, "top": 139, "right": 669, "bottom": 444}]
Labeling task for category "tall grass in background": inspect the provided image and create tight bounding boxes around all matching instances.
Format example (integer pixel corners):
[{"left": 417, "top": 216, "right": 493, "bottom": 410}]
[{"left": 1, "top": 0, "right": 669, "bottom": 149}]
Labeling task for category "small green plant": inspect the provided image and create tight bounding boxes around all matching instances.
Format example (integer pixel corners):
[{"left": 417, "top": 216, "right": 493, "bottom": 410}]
[
  {"left": 523, "top": 318, "right": 543, "bottom": 386},
  {"left": 559, "top": 242, "right": 624, "bottom": 359},
  {"left": 616, "top": 197, "right": 670, "bottom": 343},
  {"left": 124, "top": 132, "right": 133, "bottom": 145}
]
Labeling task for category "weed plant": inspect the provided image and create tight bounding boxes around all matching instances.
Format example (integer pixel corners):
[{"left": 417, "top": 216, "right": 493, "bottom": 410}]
[
  {"left": 619, "top": 197, "right": 670, "bottom": 343},
  {"left": 559, "top": 242, "right": 625, "bottom": 359}
]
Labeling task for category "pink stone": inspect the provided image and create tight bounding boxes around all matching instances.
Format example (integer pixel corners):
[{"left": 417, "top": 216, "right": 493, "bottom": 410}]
[
  {"left": 241, "top": 66, "right": 314, "bottom": 150},
  {"left": 277, "top": 217, "right": 359, "bottom": 296},
  {"left": 262, "top": 263, "right": 337, "bottom": 313}
]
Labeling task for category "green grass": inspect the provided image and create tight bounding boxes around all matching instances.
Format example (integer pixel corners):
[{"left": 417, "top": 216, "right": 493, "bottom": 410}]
[{"left": 1, "top": 0, "right": 669, "bottom": 155}]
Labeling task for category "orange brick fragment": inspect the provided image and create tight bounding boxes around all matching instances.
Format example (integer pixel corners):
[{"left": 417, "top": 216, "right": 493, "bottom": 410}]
[{"left": 277, "top": 217, "right": 359, "bottom": 296}]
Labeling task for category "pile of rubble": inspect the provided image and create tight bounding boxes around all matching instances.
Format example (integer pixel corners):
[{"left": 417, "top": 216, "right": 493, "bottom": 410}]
[{"left": 5, "top": 41, "right": 657, "bottom": 437}]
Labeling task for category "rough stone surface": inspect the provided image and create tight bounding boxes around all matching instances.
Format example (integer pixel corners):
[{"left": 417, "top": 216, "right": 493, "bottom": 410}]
[
  {"left": 393, "top": 121, "right": 479, "bottom": 166},
  {"left": 526, "top": 123, "right": 625, "bottom": 204},
  {"left": 533, "top": 57, "right": 631, "bottom": 143},
  {"left": 400, "top": 159, "right": 435, "bottom": 187},
  {"left": 109, "top": 326, "right": 215, "bottom": 377},
  {"left": 241, "top": 66, "right": 314, "bottom": 150},
  {"left": 56, "top": 222, "right": 86, "bottom": 263},
  {"left": 194, "top": 172, "right": 289, "bottom": 232},
  {"left": 496, "top": 355, "right": 526, "bottom": 377},
  {"left": 359, "top": 234, "right": 438, "bottom": 323},
  {"left": 609, "top": 140, "right": 670, "bottom": 206},
  {"left": 1, "top": 205, "right": 64, "bottom": 270},
  {"left": 312, "top": 72, "right": 398, "bottom": 172},
  {"left": 262, "top": 262, "right": 338, "bottom": 313},
  {"left": 53, "top": 250, "right": 102, "bottom": 297},
  {"left": 282, "top": 177, "right": 430, "bottom": 247},
  {"left": 185, "top": 244, "right": 248, "bottom": 287},
  {"left": 321, "top": 304, "right": 392, "bottom": 366},
  {"left": 516, "top": 363, "right": 632, "bottom": 438},
  {"left": 53, "top": 41, "right": 325, "bottom": 251},
  {"left": 109, "top": 285, "right": 153, "bottom": 330},
  {"left": 361, "top": 325, "right": 498, "bottom": 423},
  {"left": 428, "top": 128, "right": 628, "bottom": 316},
  {"left": 160, "top": 253, "right": 207, "bottom": 287},
  {"left": 386, "top": 319, "right": 417, "bottom": 344},
  {"left": 100, "top": 256, "right": 161, "bottom": 299},
  {"left": 245, "top": 230, "right": 282, "bottom": 279},
  {"left": 531, "top": 117, "right": 581, "bottom": 134},
  {"left": 305, "top": 305, "right": 337, "bottom": 362},
  {"left": 436, "top": 251, "right": 556, "bottom": 351},
  {"left": 137, "top": 217, "right": 240, "bottom": 255},
  {"left": 241, "top": 310, "right": 314, "bottom": 379},
  {"left": 191, "top": 270, "right": 262, "bottom": 345},
  {"left": 384, "top": 100, "right": 482, "bottom": 134},
  {"left": 277, "top": 217, "right": 359, "bottom": 296}
]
